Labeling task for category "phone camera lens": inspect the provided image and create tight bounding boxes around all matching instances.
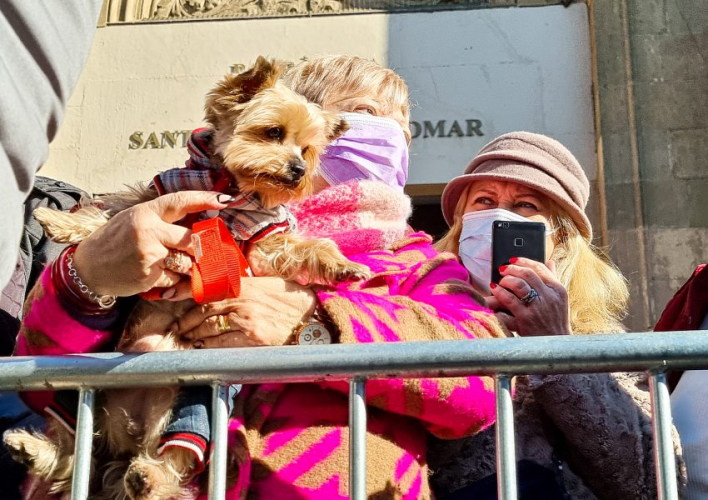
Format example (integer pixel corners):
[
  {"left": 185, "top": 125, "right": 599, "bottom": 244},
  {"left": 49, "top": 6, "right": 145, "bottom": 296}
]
[{"left": 503, "top": 222, "right": 510, "bottom": 228}]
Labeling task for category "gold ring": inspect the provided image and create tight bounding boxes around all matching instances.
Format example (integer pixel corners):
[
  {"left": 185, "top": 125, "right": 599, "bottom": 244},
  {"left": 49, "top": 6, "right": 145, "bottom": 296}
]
[
  {"left": 163, "top": 250, "right": 186, "bottom": 272},
  {"left": 216, "top": 314, "right": 230, "bottom": 334}
]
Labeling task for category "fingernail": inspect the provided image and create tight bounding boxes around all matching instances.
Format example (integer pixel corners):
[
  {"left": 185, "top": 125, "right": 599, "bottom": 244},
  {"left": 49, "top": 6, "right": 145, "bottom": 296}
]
[
  {"left": 490, "top": 282, "right": 497, "bottom": 289},
  {"left": 217, "top": 194, "right": 236, "bottom": 204},
  {"left": 161, "top": 287, "right": 177, "bottom": 300},
  {"left": 499, "top": 265, "right": 508, "bottom": 273},
  {"left": 509, "top": 257, "right": 518, "bottom": 264},
  {"left": 193, "top": 340, "right": 204, "bottom": 349}
]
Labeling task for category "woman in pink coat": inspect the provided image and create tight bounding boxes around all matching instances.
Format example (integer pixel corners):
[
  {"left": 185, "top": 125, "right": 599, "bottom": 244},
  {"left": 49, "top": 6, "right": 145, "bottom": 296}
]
[{"left": 16, "top": 55, "right": 507, "bottom": 500}]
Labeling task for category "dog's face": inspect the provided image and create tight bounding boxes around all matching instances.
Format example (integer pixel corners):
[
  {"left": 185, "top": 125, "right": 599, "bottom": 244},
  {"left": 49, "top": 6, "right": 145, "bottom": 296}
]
[{"left": 205, "top": 57, "right": 348, "bottom": 208}]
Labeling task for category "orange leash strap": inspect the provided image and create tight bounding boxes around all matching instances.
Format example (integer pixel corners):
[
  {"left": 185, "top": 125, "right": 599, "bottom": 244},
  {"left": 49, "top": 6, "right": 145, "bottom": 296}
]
[
  {"left": 190, "top": 217, "right": 249, "bottom": 304},
  {"left": 139, "top": 216, "right": 249, "bottom": 303}
]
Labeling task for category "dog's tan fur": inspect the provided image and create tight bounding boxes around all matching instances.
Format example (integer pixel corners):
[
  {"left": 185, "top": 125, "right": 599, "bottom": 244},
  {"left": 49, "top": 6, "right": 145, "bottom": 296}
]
[{"left": 4, "top": 56, "right": 366, "bottom": 499}]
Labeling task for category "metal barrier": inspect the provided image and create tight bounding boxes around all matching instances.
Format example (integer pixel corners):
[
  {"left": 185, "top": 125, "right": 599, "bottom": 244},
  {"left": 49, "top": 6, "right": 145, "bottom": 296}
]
[{"left": 2, "top": 330, "right": 708, "bottom": 500}]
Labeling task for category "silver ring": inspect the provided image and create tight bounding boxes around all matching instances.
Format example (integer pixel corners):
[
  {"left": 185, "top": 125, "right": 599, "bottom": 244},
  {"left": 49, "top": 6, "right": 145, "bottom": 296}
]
[{"left": 520, "top": 288, "right": 539, "bottom": 306}]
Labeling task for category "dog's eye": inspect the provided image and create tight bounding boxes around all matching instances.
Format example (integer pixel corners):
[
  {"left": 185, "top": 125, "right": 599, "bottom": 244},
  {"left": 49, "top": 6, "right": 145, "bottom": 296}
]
[
  {"left": 302, "top": 146, "right": 311, "bottom": 155},
  {"left": 266, "top": 127, "right": 284, "bottom": 141}
]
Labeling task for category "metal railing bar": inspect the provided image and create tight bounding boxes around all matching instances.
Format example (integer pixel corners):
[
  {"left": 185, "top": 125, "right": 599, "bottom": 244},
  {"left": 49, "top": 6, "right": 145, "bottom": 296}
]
[
  {"left": 349, "top": 378, "right": 367, "bottom": 500},
  {"left": 495, "top": 374, "right": 518, "bottom": 500},
  {"left": 70, "top": 388, "right": 95, "bottom": 500},
  {"left": 649, "top": 371, "right": 679, "bottom": 500},
  {"left": 2, "top": 331, "right": 708, "bottom": 390},
  {"left": 207, "top": 384, "right": 230, "bottom": 499}
]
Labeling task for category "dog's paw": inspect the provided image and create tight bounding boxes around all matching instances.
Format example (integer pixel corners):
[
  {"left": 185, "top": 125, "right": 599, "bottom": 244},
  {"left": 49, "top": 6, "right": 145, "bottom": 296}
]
[
  {"left": 294, "top": 260, "right": 371, "bottom": 286},
  {"left": 337, "top": 262, "right": 372, "bottom": 282},
  {"left": 125, "top": 466, "right": 152, "bottom": 500},
  {"left": 3, "top": 429, "right": 73, "bottom": 484},
  {"left": 331, "top": 262, "right": 372, "bottom": 284},
  {"left": 3, "top": 430, "right": 38, "bottom": 467},
  {"left": 125, "top": 455, "right": 191, "bottom": 500}
]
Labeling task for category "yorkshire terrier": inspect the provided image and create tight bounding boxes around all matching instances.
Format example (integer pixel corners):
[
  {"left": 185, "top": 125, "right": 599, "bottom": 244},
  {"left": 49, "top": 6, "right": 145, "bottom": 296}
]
[{"left": 4, "top": 56, "right": 369, "bottom": 500}]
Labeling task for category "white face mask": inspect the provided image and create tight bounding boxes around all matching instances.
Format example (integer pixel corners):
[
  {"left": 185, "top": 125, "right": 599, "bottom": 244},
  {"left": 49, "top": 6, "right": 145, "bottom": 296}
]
[{"left": 458, "top": 208, "right": 541, "bottom": 293}]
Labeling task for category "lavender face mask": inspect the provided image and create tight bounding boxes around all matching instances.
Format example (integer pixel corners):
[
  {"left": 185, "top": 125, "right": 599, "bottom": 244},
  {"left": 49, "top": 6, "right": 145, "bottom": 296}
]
[{"left": 319, "top": 112, "right": 409, "bottom": 191}]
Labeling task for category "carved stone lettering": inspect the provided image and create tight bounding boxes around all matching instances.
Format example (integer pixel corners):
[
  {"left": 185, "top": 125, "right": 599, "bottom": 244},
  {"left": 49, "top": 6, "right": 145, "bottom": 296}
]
[
  {"left": 411, "top": 121, "right": 422, "bottom": 139},
  {"left": 424, "top": 120, "right": 445, "bottom": 138},
  {"left": 128, "top": 122, "right": 483, "bottom": 150},
  {"left": 446, "top": 120, "right": 464, "bottom": 137},
  {"left": 161, "top": 131, "right": 179, "bottom": 148},
  {"left": 466, "top": 119, "right": 484, "bottom": 136},
  {"left": 128, "top": 132, "right": 144, "bottom": 149},
  {"left": 144, "top": 132, "right": 162, "bottom": 149},
  {"left": 105, "top": 0, "right": 496, "bottom": 23}
]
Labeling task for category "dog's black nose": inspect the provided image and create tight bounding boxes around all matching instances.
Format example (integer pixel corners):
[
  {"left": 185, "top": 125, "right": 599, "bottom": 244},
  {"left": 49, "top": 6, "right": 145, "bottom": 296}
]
[{"left": 289, "top": 162, "right": 306, "bottom": 180}]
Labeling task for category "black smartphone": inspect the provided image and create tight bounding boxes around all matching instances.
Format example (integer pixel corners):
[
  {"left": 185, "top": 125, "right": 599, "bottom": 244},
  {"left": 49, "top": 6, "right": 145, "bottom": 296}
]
[{"left": 491, "top": 220, "right": 546, "bottom": 284}]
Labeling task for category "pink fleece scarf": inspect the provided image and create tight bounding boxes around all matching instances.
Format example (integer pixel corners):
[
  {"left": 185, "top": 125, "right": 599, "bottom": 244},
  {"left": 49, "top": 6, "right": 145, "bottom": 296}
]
[{"left": 289, "top": 180, "right": 412, "bottom": 256}]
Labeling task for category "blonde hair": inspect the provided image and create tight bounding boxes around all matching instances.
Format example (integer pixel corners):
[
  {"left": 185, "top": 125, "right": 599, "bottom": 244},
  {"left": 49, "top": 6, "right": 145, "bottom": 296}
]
[
  {"left": 435, "top": 184, "right": 471, "bottom": 257},
  {"left": 435, "top": 184, "right": 629, "bottom": 334},
  {"left": 282, "top": 54, "right": 411, "bottom": 141}
]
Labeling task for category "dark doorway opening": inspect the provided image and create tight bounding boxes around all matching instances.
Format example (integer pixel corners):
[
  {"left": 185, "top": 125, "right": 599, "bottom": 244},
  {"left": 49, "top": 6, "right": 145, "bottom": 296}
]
[{"left": 410, "top": 196, "right": 448, "bottom": 241}]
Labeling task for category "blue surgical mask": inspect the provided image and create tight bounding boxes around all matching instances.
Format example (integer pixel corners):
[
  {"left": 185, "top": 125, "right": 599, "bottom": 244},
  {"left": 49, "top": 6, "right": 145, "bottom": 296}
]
[{"left": 319, "top": 113, "right": 409, "bottom": 191}]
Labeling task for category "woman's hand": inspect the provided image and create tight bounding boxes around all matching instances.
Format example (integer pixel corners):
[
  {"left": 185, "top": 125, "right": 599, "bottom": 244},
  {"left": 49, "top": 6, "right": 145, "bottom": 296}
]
[
  {"left": 485, "top": 257, "right": 571, "bottom": 337},
  {"left": 174, "top": 276, "right": 318, "bottom": 348},
  {"left": 72, "top": 192, "right": 234, "bottom": 297}
]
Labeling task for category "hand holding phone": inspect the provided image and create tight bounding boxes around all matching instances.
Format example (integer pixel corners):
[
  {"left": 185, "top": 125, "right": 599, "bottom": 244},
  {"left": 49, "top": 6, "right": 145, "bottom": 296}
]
[{"left": 491, "top": 221, "right": 546, "bottom": 284}]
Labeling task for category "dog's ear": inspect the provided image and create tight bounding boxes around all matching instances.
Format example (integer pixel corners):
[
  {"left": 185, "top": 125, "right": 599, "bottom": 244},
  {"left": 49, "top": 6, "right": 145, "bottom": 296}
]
[
  {"left": 33, "top": 206, "right": 109, "bottom": 244},
  {"left": 205, "top": 56, "right": 285, "bottom": 128},
  {"left": 324, "top": 114, "right": 349, "bottom": 142}
]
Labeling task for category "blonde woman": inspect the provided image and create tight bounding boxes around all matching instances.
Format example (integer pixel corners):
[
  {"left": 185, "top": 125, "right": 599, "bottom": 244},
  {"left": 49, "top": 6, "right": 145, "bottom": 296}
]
[{"left": 429, "top": 132, "right": 684, "bottom": 500}]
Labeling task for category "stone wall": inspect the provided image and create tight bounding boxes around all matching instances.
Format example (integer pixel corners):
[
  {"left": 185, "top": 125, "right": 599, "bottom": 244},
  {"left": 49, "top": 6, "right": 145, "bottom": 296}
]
[{"left": 595, "top": 0, "right": 708, "bottom": 330}]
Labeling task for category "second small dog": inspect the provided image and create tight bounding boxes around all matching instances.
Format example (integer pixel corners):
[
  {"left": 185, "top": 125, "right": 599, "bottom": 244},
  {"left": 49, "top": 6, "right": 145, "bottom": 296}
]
[{"left": 4, "top": 56, "right": 370, "bottom": 500}]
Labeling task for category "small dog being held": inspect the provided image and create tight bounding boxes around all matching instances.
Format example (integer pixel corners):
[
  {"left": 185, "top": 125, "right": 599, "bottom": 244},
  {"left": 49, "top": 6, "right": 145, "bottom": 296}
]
[
  {"left": 4, "top": 56, "right": 369, "bottom": 500},
  {"left": 33, "top": 55, "right": 367, "bottom": 285}
]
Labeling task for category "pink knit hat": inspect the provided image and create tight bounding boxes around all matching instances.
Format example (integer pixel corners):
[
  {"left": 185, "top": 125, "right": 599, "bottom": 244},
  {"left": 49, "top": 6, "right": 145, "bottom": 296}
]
[{"left": 441, "top": 132, "right": 592, "bottom": 240}]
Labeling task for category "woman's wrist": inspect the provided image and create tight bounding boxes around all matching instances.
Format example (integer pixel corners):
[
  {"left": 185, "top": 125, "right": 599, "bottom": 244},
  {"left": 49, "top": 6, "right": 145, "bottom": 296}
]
[
  {"left": 52, "top": 246, "right": 117, "bottom": 316},
  {"left": 289, "top": 300, "right": 339, "bottom": 345},
  {"left": 312, "top": 302, "right": 338, "bottom": 339}
]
